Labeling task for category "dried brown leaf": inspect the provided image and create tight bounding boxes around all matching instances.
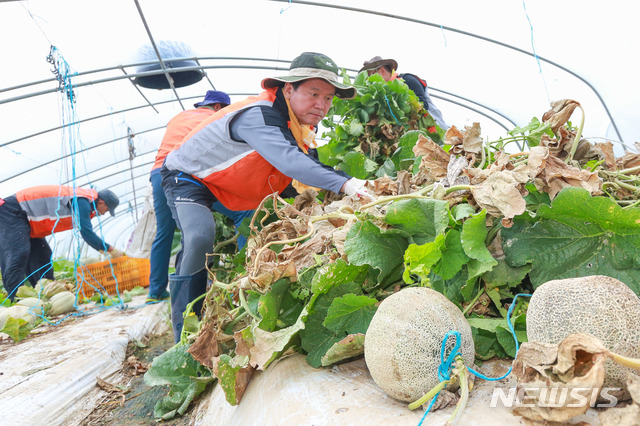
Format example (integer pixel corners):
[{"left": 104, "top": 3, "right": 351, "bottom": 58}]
[
  {"left": 471, "top": 171, "right": 528, "bottom": 221},
  {"left": 124, "top": 355, "right": 149, "bottom": 376},
  {"left": 250, "top": 260, "right": 298, "bottom": 290},
  {"left": 413, "top": 133, "right": 449, "bottom": 181},
  {"left": 187, "top": 322, "right": 220, "bottom": 369},
  {"left": 445, "top": 125, "right": 464, "bottom": 147},
  {"left": 395, "top": 170, "right": 413, "bottom": 194},
  {"left": 527, "top": 146, "right": 549, "bottom": 177},
  {"left": 540, "top": 129, "right": 575, "bottom": 159},
  {"left": 292, "top": 189, "right": 319, "bottom": 211},
  {"left": 512, "top": 333, "right": 611, "bottom": 422},
  {"left": 280, "top": 221, "right": 336, "bottom": 270},
  {"left": 370, "top": 175, "right": 398, "bottom": 196},
  {"left": 616, "top": 151, "right": 640, "bottom": 174},
  {"left": 462, "top": 122, "right": 483, "bottom": 154},
  {"left": 534, "top": 155, "right": 602, "bottom": 199},
  {"left": 542, "top": 99, "right": 581, "bottom": 134},
  {"left": 465, "top": 151, "right": 512, "bottom": 184}
]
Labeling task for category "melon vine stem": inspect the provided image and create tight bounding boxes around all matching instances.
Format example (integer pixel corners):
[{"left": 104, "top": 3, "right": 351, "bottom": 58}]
[
  {"left": 408, "top": 378, "right": 452, "bottom": 410},
  {"left": 238, "top": 288, "right": 260, "bottom": 321},
  {"left": 566, "top": 104, "right": 585, "bottom": 163},
  {"left": 360, "top": 184, "right": 472, "bottom": 211},
  {"left": 445, "top": 357, "right": 470, "bottom": 426},
  {"left": 180, "top": 293, "right": 207, "bottom": 344},
  {"left": 462, "top": 287, "right": 485, "bottom": 316}
]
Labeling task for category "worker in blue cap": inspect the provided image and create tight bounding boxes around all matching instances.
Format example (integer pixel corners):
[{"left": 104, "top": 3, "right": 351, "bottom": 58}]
[{"left": 146, "top": 90, "right": 254, "bottom": 303}]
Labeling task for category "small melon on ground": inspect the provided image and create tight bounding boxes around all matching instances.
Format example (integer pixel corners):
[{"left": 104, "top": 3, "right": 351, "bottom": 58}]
[
  {"left": 364, "top": 287, "right": 475, "bottom": 402},
  {"left": 526, "top": 275, "right": 640, "bottom": 400}
]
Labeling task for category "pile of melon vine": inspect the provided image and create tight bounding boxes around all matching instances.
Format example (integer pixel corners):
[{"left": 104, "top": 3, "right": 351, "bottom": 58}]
[{"left": 143, "top": 72, "right": 640, "bottom": 421}]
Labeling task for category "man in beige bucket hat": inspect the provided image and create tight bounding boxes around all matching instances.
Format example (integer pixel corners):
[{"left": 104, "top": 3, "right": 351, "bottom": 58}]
[
  {"left": 360, "top": 56, "right": 449, "bottom": 129},
  {"left": 160, "top": 51, "right": 372, "bottom": 342}
]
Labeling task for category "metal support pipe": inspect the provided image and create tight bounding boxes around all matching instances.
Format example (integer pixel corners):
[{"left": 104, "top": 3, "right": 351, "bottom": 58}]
[
  {"left": 267, "top": 0, "right": 623, "bottom": 143},
  {"left": 133, "top": 0, "right": 185, "bottom": 109}
]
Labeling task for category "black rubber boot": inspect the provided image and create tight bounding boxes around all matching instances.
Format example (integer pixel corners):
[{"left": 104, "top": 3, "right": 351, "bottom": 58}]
[{"left": 168, "top": 268, "right": 207, "bottom": 343}]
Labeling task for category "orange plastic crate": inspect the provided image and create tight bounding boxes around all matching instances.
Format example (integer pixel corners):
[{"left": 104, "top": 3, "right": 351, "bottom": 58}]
[{"left": 76, "top": 256, "right": 150, "bottom": 298}]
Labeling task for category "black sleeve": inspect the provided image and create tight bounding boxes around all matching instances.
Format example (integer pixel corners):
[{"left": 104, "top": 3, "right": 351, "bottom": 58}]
[{"left": 402, "top": 74, "right": 430, "bottom": 112}]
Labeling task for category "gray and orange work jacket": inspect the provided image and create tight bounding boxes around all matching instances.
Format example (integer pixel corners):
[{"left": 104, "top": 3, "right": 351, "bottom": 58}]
[
  {"left": 15, "top": 185, "right": 98, "bottom": 238},
  {"left": 165, "top": 87, "right": 350, "bottom": 211},
  {"left": 151, "top": 108, "right": 216, "bottom": 172}
]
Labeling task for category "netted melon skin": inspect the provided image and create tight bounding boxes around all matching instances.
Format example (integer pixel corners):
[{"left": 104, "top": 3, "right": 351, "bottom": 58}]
[
  {"left": 364, "top": 287, "right": 475, "bottom": 402},
  {"left": 526, "top": 275, "right": 640, "bottom": 400}
]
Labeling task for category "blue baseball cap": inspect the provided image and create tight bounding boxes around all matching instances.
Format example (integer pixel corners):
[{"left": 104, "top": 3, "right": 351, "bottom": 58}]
[
  {"left": 194, "top": 90, "right": 231, "bottom": 108},
  {"left": 97, "top": 189, "right": 119, "bottom": 217}
]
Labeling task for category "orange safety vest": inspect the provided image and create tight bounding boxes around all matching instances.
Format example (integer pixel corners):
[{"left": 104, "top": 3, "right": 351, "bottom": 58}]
[
  {"left": 15, "top": 185, "right": 98, "bottom": 238},
  {"left": 151, "top": 108, "right": 216, "bottom": 171},
  {"left": 166, "top": 88, "right": 296, "bottom": 210}
]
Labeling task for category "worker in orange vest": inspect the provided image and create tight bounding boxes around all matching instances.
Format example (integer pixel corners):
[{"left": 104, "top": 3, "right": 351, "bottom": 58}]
[
  {"left": 147, "top": 90, "right": 254, "bottom": 303},
  {"left": 161, "top": 52, "right": 370, "bottom": 341},
  {"left": 0, "top": 185, "right": 121, "bottom": 301}
]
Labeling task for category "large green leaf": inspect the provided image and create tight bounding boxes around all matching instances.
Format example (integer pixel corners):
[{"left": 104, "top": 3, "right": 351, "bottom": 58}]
[
  {"left": 338, "top": 151, "right": 378, "bottom": 179},
  {"left": 249, "top": 305, "right": 308, "bottom": 370},
  {"left": 502, "top": 187, "right": 640, "bottom": 294},
  {"left": 321, "top": 333, "right": 366, "bottom": 366},
  {"left": 391, "top": 130, "right": 425, "bottom": 171},
  {"left": 310, "top": 259, "right": 368, "bottom": 297},
  {"left": 384, "top": 198, "right": 449, "bottom": 245},
  {"left": 300, "top": 282, "right": 363, "bottom": 368},
  {"left": 322, "top": 293, "right": 377, "bottom": 334},
  {"left": 345, "top": 220, "right": 409, "bottom": 284},
  {"left": 482, "top": 258, "right": 531, "bottom": 290},
  {"left": 433, "top": 229, "right": 470, "bottom": 280},
  {"left": 402, "top": 234, "right": 445, "bottom": 284},
  {"left": 144, "top": 344, "right": 214, "bottom": 420},
  {"left": 216, "top": 354, "right": 252, "bottom": 405},
  {"left": 461, "top": 210, "right": 498, "bottom": 281},
  {"left": 429, "top": 269, "right": 468, "bottom": 306},
  {"left": 1, "top": 317, "right": 33, "bottom": 342}
]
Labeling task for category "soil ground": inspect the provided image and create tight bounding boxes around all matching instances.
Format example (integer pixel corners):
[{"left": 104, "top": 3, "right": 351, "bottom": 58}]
[{"left": 81, "top": 329, "right": 192, "bottom": 426}]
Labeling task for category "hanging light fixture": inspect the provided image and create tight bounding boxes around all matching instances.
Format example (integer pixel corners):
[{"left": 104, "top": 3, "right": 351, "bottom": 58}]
[{"left": 133, "top": 40, "right": 204, "bottom": 90}]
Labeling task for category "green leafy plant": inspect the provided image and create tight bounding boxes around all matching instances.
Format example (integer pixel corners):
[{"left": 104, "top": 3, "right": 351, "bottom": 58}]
[{"left": 319, "top": 71, "right": 443, "bottom": 178}]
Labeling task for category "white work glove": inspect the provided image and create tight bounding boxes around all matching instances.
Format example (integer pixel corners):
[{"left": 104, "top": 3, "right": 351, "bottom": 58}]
[
  {"left": 109, "top": 248, "right": 125, "bottom": 258},
  {"left": 343, "top": 178, "right": 375, "bottom": 200}
]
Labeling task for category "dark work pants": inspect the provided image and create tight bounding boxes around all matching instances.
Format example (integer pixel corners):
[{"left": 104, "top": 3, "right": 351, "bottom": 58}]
[
  {"left": 148, "top": 169, "right": 176, "bottom": 297},
  {"left": 0, "top": 196, "right": 53, "bottom": 300},
  {"left": 160, "top": 168, "right": 217, "bottom": 276}
]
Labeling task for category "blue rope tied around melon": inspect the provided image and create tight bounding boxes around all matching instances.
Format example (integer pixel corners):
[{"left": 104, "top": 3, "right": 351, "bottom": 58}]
[{"left": 417, "top": 293, "right": 533, "bottom": 425}]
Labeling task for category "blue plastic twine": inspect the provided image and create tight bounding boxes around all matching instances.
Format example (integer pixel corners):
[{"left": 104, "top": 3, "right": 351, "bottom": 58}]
[
  {"left": 384, "top": 95, "right": 401, "bottom": 125},
  {"left": 417, "top": 293, "right": 533, "bottom": 425}
]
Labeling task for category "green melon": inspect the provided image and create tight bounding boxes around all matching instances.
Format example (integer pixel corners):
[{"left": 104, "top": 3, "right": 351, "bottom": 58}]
[
  {"left": 526, "top": 275, "right": 640, "bottom": 401},
  {"left": 364, "top": 287, "right": 475, "bottom": 402}
]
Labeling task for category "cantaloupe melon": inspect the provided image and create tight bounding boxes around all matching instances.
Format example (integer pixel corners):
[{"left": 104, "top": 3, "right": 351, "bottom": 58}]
[
  {"left": 0, "top": 305, "right": 37, "bottom": 329},
  {"left": 364, "top": 287, "right": 475, "bottom": 402},
  {"left": 526, "top": 275, "right": 640, "bottom": 400}
]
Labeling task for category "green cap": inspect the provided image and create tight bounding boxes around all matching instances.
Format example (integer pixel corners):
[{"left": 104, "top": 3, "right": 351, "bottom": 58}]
[{"left": 261, "top": 52, "right": 356, "bottom": 99}]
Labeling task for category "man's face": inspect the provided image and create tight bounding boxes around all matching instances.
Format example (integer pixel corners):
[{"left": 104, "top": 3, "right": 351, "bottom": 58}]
[
  {"left": 96, "top": 199, "right": 110, "bottom": 216},
  {"left": 368, "top": 66, "right": 392, "bottom": 82},
  {"left": 284, "top": 79, "right": 336, "bottom": 127}
]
